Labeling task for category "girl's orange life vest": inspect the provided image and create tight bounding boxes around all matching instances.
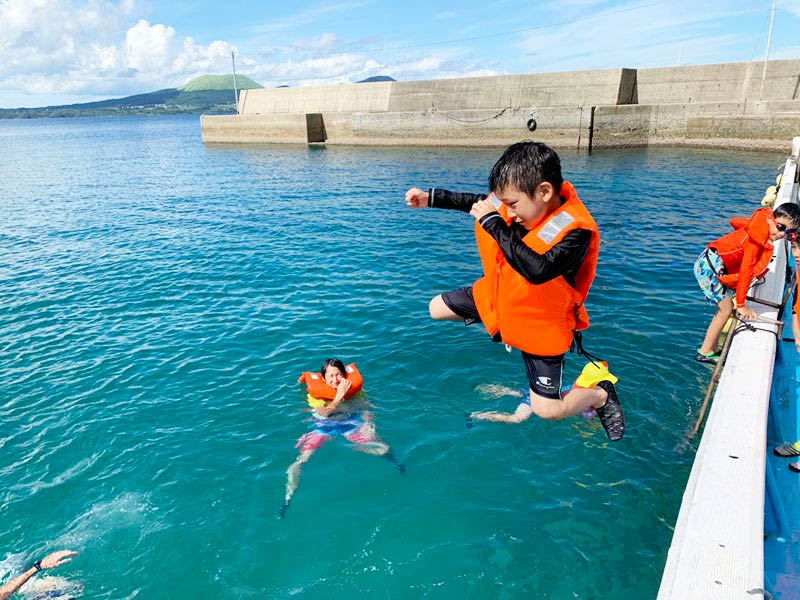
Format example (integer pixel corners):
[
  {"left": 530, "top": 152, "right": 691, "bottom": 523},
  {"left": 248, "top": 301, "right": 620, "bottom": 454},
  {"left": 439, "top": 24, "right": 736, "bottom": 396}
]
[
  {"left": 297, "top": 363, "right": 364, "bottom": 401},
  {"left": 707, "top": 208, "right": 774, "bottom": 305},
  {"left": 472, "top": 181, "right": 600, "bottom": 356}
]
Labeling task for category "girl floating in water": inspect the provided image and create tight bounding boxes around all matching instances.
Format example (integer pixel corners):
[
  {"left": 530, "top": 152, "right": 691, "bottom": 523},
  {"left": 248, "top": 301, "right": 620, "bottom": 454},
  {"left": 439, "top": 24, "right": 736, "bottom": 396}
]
[{"left": 280, "top": 358, "right": 403, "bottom": 517}]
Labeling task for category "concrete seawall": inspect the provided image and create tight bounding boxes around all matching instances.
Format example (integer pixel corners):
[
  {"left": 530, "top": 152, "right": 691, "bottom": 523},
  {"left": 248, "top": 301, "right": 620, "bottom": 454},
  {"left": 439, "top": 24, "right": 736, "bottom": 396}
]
[{"left": 201, "top": 60, "right": 800, "bottom": 152}]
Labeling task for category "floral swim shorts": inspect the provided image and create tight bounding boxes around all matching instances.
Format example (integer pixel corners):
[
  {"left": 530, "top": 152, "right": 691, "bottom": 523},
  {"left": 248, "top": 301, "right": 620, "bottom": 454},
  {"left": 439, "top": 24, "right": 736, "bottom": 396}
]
[
  {"left": 694, "top": 248, "right": 729, "bottom": 305},
  {"left": 294, "top": 414, "right": 378, "bottom": 453}
]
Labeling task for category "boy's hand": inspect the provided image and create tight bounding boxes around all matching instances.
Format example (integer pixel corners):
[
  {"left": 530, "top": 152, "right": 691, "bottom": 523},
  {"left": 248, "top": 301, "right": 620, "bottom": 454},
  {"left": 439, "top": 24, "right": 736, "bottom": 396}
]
[
  {"left": 735, "top": 306, "right": 757, "bottom": 321},
  {"left": 470, "top": 198, "right": 498, "bottom": 222},
  {"left": 405, "top": 188, "right": 429, "bottom": 208}
]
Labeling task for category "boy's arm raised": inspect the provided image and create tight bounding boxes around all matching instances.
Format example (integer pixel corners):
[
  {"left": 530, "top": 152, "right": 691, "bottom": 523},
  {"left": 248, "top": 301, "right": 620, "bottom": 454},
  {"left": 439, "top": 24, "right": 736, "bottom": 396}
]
[{"left": 405, "top": 187, "right": 484, "bottom": 213}]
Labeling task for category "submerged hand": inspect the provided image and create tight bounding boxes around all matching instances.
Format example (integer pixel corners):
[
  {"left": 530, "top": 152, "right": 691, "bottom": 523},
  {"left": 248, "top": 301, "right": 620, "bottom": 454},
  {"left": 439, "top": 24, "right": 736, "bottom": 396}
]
[
  {"left": 405, "top": 188, "right": 429, "bottom": 208},
  {"left": 315, "top": 404, "right": 334, "bottom": 417},
  {"left": 470, "top": 198, "right": 498, "bottom": 222},
  {"left": 40, "top": 550, "right": 78, "bottom": 569}
]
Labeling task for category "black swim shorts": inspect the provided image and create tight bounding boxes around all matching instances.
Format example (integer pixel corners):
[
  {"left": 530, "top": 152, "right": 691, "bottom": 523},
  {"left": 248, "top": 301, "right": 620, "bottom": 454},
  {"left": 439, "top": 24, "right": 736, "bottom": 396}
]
[
  {"left": 440, "top": 286, "right": 481, "bottom": 325},
  {"left": 522, "top": 352, "right": 564, "bottom": 400},
  {"left": 442, "top": 287, "right": 565, "bottom": 399}
]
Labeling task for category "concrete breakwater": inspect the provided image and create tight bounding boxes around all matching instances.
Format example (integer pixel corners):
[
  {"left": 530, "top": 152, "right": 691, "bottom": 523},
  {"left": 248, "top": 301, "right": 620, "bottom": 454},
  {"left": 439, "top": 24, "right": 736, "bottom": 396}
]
[{"left": 200, "top": 59, "right": 800, "bottom": 152}]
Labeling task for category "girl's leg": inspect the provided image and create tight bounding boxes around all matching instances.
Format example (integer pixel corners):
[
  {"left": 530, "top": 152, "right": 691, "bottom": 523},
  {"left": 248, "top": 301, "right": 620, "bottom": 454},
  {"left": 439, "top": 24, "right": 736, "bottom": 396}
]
[
  {"left": 345, "top": 422, "right": 405, "bottom": 472},
  {"left": 281, "top": 432, "right": 329, "bottom": 517},
  {"left": 285, "top": 451, "right": 314, "bottom": 502},
  {"left": 346, "top": 421, "right": 389, "bottom": 455},
  {"left": 471, "top": 401, "right": 533, "bottom": 423}
]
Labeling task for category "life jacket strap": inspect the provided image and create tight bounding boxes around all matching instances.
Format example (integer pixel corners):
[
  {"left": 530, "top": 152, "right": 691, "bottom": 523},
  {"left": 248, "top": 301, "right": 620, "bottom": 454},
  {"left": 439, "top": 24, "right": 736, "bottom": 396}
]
[{"left": 570, "top": 330, "right": 604, "bottom": 367}]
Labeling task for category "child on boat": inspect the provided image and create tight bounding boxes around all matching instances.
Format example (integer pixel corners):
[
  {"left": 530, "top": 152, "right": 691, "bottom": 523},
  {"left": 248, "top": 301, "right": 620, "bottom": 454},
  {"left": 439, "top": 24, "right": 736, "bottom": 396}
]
[
  {"left": 280, "top": 358, "right": 402, "bottom": 517},
  {"left": 791, "top": 233, "right": 800, "bottom": 355},
  {"left": 693, "top": 203, "right": 800, "bottom": 364},
  {"left": 404, "top": 141, "right": 624, "bottom": 441},
  {"left": 773, "top": 234, "right": 800, "bottom": 472}
]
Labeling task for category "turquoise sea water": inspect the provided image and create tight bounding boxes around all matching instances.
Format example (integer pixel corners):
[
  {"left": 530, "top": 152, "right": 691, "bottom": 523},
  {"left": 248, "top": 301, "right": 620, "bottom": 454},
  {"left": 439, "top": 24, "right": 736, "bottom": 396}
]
[{"left": 0, "top": 115, "right": 787, "bottom": 599}]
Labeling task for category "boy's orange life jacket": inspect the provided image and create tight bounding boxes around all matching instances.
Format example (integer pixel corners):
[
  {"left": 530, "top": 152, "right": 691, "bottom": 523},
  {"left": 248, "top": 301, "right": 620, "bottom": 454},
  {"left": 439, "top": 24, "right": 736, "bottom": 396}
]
[
  {"left": 472, "top": 181, "right": 600, "bottom": 357},
  {"left": 794, "top": 282, "right": 799, "bottom": 316},
  {"left": 707, "top": 208, "right": 774, "bottom": 304},
  {"left": 297, "top": 363, "right": 364, "bottom": 401}
]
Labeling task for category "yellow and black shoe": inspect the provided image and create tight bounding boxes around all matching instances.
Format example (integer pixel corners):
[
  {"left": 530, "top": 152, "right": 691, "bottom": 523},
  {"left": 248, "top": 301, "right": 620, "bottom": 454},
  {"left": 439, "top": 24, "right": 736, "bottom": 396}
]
[{"left": 774, "top": 441, "right": 800, "bottom": 457}]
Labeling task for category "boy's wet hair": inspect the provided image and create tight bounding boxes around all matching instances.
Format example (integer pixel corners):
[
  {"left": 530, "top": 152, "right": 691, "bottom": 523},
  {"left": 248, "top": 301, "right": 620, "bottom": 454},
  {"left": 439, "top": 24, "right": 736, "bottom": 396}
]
[
  {"left": 774, "top": 202, "right": 800, "bottom": 227},
  {"left": 488, "top": 141, "right": 563, "bottom": 197},
  {"left": 321, "top": 358, "right": 346, "bottom": 377}
]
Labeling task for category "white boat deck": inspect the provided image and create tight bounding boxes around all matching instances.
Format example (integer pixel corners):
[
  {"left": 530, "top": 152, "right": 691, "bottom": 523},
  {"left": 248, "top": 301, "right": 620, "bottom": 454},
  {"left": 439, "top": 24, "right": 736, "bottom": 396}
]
[{"left": 658, "top": 138, "right": 800, "bottom": 599}]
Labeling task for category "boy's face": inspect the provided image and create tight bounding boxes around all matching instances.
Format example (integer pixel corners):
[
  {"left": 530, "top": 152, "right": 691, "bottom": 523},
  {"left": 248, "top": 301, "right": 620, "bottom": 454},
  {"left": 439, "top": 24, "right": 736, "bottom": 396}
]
[
  {"left": 769, "top": 215, "right": 797, "bottom": 241},
  {"left": 324, "top": 366, "right": 345, "bottom": 388},
  {"left": 791, "top": 241, "right": 800, "bottom": 263},
  {"left": 495, "top": 183, "right": 554, "bottom": 230}
]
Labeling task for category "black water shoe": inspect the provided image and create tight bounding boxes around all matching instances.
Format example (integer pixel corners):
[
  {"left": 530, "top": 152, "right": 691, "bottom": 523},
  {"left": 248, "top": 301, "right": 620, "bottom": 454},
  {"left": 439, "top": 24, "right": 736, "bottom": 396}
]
[
  {"left": 596, "top": 380, "right": 625, "bottom": 442},
  {"left": 694, "top": 348, "right": 721, "bottom": 365}
]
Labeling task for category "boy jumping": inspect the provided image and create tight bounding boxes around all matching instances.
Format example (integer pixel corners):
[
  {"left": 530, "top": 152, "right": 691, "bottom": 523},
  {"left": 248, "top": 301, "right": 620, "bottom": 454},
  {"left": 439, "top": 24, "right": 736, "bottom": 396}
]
[{"left": 404, "top": 142, "right": 624, "bottom": 441}]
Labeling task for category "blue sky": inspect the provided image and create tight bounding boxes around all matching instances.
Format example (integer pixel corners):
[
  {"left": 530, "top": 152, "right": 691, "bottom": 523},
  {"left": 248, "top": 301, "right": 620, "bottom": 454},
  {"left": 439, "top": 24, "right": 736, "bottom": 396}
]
[{"left": 2, "top": 0, "right": 800, "bottom": 108}]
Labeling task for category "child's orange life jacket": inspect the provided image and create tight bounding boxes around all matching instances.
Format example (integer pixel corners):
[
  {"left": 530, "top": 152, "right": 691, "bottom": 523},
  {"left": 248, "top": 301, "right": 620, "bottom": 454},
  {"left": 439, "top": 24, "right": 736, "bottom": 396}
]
[
  {"left": 297, "top": 363, "right": 364, "bottom": 401},
  {"left": 472, "top": 181, "right": 600, "bottom": 356},
  {"left": 707, "top": 208, "right": 774, "bottom": 306}
]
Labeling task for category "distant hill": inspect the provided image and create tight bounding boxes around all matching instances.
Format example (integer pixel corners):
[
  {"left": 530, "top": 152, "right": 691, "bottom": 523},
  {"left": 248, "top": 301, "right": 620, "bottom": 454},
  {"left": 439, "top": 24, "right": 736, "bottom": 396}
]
[
  {"left": 179, "top": 74, "right": 263, "bottom": 92},
  {"left": 0, "top": 74, "right": 263, "bottom": 119},
  {"left": 356, "top": 76, "right": 396, "bottom": 83}
]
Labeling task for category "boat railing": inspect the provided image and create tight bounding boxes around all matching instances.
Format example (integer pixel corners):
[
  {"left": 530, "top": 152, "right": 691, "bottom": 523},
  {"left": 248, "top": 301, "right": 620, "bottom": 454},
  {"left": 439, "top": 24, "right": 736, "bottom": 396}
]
[{"left": 658, "top": 137, "right": 799, "bottom": 599}]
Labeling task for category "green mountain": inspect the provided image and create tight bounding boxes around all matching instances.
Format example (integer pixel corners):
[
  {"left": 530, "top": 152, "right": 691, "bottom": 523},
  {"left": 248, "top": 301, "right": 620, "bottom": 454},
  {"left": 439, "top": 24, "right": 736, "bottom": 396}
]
[
  {"left": 0, "top": 74, "right": 263, "bottom": 119},
  {"left": 179, "top": 74, "right": 262, "bottom": 91}
]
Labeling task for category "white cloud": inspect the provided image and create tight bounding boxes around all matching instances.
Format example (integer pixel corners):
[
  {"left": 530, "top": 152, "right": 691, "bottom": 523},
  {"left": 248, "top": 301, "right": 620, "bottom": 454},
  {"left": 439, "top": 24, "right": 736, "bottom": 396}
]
[
  {"left": 6, "top": 0, "right": 793, "bottom": 108},
  {"left": 293, "top": 33, "right": 339, "bottom": 51},
  {"left": 240, "top": 47, "right": 500, "bottom": 88},
  {"left": 246, "top": 1, "right": 367, "bottom": 34},
  {"left": 779, "top": 0, "right": 800, "bottom": 19},
  {"left": 124, "top": 19, "right": 175, "bottom": 73},
  {"left": 0, "top": 0, "right": 235, "bottom": 106},
  {"left": 514, "top": 0, "right": 762, "bottom": 71}
]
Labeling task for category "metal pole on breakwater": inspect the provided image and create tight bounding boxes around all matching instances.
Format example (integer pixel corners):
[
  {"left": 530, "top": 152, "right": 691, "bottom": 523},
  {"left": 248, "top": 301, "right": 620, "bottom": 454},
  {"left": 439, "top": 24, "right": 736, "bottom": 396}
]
[
  {"left": 231, "top": 51, "right": 239, "bottom": 114},
  {"left": 760, "top": 0, "right": 777, "bottom": 97}
]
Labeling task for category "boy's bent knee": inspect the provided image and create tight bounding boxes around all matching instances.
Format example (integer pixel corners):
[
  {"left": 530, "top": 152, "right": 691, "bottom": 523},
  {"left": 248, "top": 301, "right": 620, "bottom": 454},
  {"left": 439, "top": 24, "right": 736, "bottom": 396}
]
[
  {"left": 429, "top": 295, "right": 461, "bottom": 320},
  {"left": 529, "top": 392, "right": 567, "bottom": 421}
]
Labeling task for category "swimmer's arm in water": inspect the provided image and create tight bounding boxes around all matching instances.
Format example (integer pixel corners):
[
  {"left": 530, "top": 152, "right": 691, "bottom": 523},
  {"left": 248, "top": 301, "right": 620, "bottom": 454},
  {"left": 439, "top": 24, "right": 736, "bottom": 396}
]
[
  {"left": 315, "top": 379, "right": 351, "bottom": 417},
  {"left": 0, "top": 550, "right": 77, "bottom": 600}
]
